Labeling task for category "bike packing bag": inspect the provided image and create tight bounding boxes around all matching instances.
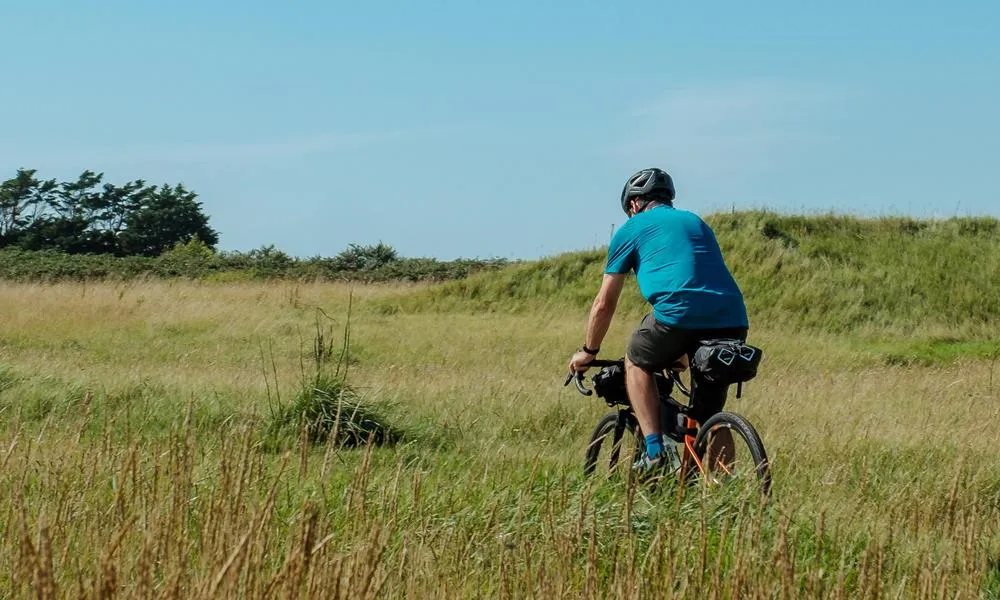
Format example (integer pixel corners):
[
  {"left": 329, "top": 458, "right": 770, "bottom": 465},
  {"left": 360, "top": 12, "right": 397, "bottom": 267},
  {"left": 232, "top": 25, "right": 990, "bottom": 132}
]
[
  {"left": 592, "top": 362, "right": 675, "bottom": 408},
  {"left": 592, "top": 364, "right": 628, "bottom": 407},
  {"left": 691, "top": 339, "right": 763, "bottom": 384}
]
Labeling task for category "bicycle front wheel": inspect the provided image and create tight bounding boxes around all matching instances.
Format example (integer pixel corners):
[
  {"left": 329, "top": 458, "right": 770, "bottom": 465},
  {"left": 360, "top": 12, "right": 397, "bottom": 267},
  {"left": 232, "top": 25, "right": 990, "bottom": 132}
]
[
  {"left": 692, "top": 411, "right": 772, "bottom": 498},
  {"left": 584, "top": 411, "right": 643, "bottom": 478}
]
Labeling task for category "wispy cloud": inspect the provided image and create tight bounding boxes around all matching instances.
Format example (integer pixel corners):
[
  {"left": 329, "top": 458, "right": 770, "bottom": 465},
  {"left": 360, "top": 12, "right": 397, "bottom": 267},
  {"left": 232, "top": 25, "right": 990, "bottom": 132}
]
[
  {"left": 124, "top": 130, "right": 414, "bottom": 164},
  {"left": 1, "top": 125, "right": 467, "bottom": 169},
  {"left": 609, "top": 78, "right": 852, "bottom": 178}
]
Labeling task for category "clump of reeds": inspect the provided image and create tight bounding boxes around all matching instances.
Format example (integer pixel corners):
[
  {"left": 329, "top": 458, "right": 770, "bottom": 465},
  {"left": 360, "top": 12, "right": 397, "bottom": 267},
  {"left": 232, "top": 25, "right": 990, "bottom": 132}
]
[
  {"left": 262, "top": 299, "right": 403, "bottom": 450},
  {"left": 265, "top": 374, "right": 402, "bottom": 448}
]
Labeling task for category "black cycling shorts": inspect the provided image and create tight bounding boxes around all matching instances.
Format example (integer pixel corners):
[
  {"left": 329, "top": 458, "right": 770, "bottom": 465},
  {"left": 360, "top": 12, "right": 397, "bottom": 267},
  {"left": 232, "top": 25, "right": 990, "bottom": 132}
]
[{"left": 626, "top": 313, "right": 748, "bottom": 423}]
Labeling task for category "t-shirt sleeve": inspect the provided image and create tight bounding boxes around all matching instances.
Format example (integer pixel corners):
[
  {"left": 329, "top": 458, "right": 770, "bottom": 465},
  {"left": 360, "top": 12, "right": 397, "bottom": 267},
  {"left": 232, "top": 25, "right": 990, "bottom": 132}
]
[{"left": 605, "top": 223, "right": 636, "bottom": 274}]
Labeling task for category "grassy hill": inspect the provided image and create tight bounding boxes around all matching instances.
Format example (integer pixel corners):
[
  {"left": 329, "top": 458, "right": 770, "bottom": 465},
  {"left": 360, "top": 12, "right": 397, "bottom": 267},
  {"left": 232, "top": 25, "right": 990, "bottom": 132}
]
[{"left": 379, "top": 211, "right": 1000, "bottom": 337}]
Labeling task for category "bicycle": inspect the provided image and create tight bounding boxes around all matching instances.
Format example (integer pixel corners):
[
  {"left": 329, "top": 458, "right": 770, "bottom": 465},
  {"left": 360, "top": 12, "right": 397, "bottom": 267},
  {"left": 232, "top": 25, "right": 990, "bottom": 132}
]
[{"left": 566, "top": 356, "right": 772, "bottom": 497}]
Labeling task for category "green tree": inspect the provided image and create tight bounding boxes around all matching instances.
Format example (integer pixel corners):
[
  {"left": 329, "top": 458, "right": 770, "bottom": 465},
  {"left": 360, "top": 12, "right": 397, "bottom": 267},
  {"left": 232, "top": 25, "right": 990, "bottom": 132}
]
[
  {"left": 88, "top": 179, "right": 156, "bottom": 255},
  {"left": 93, "top": 180, "right": 153, "bottom": 237},
  {"left": 52, "top": 170, "right": 103, "bottom": 221},
  {"left": 1, "top": 169, "right": 118, "bottom": 253},
  {"left": 1, "top": 168, "right": 220, "bottom": 256},
  {"left": 0, "top": 169, "right": 57, "bottom": 244},
  {"left": 118, "top": 183, "right": 219, "bottom": 256},
  {"left": 14, "top": 216, "right": 92, "bottom": 253}
]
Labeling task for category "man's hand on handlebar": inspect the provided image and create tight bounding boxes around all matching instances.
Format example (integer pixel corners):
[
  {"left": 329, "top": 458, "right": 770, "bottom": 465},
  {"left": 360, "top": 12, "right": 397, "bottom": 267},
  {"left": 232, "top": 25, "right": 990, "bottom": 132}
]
[
  {"left": 562, "top": 355, "right": 618, "bottom": 396},
  {"left": 567, "top": 350, "right": 596, "bottom": 375},
  {"left": 564, "top": 350, "right": 597, "bottom": 396}
]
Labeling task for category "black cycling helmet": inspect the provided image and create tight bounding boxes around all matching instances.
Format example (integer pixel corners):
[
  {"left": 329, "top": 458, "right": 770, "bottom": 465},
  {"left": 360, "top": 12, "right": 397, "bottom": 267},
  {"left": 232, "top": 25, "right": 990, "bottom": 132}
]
[{"left": 620, "top": 168, "right": 675, "bottom": 216}]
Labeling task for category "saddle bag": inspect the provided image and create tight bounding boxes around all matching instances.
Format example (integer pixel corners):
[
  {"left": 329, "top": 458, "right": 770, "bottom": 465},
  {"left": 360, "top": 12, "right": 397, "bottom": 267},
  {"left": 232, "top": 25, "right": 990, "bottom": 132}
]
[{"left": 692, "top": 339, "right": 764, "bottom": 389}]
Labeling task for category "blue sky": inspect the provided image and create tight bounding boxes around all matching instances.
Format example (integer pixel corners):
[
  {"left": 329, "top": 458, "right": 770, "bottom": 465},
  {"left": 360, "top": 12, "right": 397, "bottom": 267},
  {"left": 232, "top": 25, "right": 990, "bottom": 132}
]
[{"left": 2, "top": 1, "right": 998, "bottom": 259}]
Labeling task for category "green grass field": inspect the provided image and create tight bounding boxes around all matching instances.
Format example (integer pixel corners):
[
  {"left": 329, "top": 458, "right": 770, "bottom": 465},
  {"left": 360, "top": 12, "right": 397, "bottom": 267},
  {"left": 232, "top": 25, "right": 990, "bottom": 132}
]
[{"left": 2, "top": 213, "right": 1000, "bottom": 598}]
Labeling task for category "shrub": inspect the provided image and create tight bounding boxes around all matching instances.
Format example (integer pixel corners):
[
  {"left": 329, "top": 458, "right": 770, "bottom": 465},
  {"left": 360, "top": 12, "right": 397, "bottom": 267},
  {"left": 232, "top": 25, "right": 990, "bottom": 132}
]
[{"left": 263, "top": 374, "right": 403, "bottom": 450}]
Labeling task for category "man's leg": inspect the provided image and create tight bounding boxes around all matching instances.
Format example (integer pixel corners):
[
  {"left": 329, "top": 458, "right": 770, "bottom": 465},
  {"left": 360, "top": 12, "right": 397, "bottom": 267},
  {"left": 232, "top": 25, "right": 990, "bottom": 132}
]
[
  {"left": 625, "top": 314, "right": 687, "bottom": 466},
  {"left": 624, "top": 357, "right": 661, "bottom": 443}
]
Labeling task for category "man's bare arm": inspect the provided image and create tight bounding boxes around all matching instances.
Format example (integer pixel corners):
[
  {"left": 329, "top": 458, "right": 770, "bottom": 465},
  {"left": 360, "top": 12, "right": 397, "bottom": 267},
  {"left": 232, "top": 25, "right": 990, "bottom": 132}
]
[{"left": 585, "top": 274, "right": 626, "bottom": 351}]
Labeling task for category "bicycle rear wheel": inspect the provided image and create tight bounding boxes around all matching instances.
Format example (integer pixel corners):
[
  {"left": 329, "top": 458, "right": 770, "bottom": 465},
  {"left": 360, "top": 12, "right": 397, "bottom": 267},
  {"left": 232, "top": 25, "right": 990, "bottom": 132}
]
[
  {"left": 692, "top": 411, "right": 772, "bottom": 498},
  {"left": 584, "top": 411, "right": 643, "bottom": 478}
]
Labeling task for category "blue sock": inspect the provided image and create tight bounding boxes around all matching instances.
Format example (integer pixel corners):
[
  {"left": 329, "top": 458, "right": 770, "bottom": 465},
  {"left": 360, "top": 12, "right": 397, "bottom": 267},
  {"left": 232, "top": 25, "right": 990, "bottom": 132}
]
[{"left": 644, "top": 433, "right": 664, "bottom": 459}]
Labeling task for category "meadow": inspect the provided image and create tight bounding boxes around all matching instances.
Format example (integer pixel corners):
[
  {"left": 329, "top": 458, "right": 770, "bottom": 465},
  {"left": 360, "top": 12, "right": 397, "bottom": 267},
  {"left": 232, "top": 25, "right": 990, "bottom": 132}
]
[{"left": 1, "top": 212, "right": 999, "bottom": 598}]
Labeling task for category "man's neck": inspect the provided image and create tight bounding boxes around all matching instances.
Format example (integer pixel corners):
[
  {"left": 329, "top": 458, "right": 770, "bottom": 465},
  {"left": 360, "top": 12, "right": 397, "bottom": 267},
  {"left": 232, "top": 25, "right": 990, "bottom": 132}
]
[{"left": 642, "top": 201, "right": 670, "bottom": 213}]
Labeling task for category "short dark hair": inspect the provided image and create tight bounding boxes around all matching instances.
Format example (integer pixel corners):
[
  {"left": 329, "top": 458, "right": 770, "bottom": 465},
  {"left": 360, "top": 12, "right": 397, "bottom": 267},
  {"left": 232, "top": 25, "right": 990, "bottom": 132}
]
[{"left": 639, "top": 190, "right": 674, "bottom": 205}]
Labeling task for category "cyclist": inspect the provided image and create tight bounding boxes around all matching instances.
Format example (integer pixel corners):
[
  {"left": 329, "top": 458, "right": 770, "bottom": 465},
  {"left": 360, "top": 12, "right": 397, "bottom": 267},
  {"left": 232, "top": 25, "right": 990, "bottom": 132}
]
[{"left": 567, "top": 168, "right": 750, "bottom": 474}]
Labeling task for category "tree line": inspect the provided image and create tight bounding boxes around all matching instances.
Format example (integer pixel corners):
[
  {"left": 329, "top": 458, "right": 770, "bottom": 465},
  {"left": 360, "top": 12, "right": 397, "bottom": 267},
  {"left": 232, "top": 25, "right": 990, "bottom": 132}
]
[
  {"left": 0, "top": 168, "right": 217, "bottom": 257},
  {"left": 0, "top": 168, "right": 510, "bottom": 282},
  {"left": 0, "top": 237, "right": 510, "bottom": 282}
]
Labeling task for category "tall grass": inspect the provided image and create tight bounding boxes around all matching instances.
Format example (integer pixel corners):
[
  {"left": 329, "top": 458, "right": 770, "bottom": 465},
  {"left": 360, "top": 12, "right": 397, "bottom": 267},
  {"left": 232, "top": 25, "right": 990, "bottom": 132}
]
[
  {"left": 5, "top": 412, "right": 997, "bottom": 598},
  {"left": 0, "top": 271, "right": 999, "bottom": 596}
]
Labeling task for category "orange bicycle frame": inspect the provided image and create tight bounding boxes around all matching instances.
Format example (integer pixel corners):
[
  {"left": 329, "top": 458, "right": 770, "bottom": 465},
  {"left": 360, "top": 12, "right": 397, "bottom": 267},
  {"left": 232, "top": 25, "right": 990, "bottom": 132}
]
[{"left": 678, "top": 415, "right": 705, "bottom": 483}]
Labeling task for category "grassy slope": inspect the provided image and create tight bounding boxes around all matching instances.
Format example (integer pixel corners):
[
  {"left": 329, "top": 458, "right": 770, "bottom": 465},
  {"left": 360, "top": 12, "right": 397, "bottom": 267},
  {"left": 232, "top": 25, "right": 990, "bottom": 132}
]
[{"left": 381, "top": 211, "right": 1000, "bottom": 340}]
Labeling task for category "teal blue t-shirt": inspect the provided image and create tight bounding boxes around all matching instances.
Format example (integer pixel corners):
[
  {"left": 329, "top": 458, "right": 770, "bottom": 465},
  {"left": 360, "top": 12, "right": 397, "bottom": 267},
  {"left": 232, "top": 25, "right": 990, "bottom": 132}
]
[{"left": 605, "top": 205, "right": 749, "bottom": 329}]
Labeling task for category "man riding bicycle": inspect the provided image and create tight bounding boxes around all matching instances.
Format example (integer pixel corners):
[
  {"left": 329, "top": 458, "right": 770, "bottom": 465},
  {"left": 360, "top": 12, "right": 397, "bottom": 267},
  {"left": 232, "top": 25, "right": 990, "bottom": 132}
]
[{"left": 568, "top": 168, "right": 750, "bottom": 474}]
